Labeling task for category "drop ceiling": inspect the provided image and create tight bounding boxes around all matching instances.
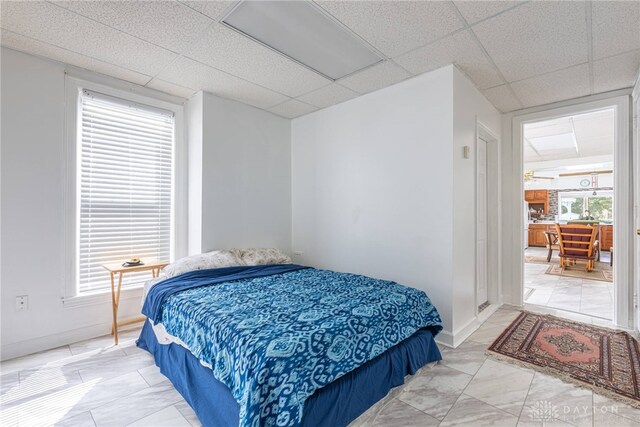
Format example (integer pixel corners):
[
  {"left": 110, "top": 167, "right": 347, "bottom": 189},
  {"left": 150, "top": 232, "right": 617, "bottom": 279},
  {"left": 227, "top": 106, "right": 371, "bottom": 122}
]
[
  {"left": 1, "top": 1, "right": 639, "bottom": 119},
  {"left": 523, "top": 108, "right": 614, "bottom": 170}
]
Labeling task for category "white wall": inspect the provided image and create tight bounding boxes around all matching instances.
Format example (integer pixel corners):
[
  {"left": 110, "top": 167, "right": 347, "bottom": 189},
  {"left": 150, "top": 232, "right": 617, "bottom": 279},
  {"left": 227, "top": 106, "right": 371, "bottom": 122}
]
[
  {"left": 186, "top": 92, "right": 204, "bottom": 256},
  {"left": 0, "top": 48, "right": 184, "bottom": 359},
  {"left": 188, "top": 92, "right": 292, "bottom": 254},
  {"left": 292, "top": 66, "right": 500, "bottom": 344},
  {"left": 451, "top": 68, "right": 502, "bottom": 337}
]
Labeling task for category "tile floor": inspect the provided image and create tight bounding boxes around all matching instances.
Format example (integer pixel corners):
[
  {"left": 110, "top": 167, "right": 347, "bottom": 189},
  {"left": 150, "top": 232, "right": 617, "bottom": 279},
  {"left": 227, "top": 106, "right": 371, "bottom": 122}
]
[
  {"left": 2, "top": 306, "right": 639, "bottom": 426},
  {"left": 524, "top": 247, "right": 613, "bottom": 320}
]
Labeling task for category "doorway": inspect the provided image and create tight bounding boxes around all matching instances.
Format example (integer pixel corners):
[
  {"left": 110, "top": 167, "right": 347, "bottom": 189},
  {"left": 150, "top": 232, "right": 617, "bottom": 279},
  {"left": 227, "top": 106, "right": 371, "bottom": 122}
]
[{"left": 513, "top": 95, "right": 632, "bottom": 328}]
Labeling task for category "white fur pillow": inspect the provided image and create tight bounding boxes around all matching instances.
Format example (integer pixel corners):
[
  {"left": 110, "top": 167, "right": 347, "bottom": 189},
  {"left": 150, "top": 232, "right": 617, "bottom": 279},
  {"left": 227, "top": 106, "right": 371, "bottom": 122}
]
[
  {"left": 231, "top": 248, "right": 292, "bottom": 266},
  {"left": 162, "top": 250, "right": 242, "bottom": 278}
]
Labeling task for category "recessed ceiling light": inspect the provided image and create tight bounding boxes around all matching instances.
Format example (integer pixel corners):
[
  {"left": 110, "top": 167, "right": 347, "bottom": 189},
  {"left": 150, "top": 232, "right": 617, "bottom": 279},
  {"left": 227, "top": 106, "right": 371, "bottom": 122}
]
[
  {"left": 221, "top": 0, "right": 384, "bottom": 81},
  {"left": 528, "top": 132, "right": 577, "bottom": 152}
]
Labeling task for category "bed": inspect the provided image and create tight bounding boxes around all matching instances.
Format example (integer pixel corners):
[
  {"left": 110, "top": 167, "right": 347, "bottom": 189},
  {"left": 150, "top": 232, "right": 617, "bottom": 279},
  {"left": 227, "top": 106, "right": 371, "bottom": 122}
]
[{"left": 137, "top": 261, "right": 443, "bottom": 427}]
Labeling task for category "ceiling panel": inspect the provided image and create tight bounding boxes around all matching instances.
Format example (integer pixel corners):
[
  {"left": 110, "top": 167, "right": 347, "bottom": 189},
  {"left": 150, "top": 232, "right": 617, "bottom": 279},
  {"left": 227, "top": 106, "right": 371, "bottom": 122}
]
[
  {"left": 52, "top": 1, "right": 213, "bottom": 54},
  {"left": 394, "top": 29, "right": 503, "bottom": 89},
  {"left": 296, "top": 83, "right": 358, "bottom": 109},
  {"left": 338, "top": 61, "right": 411, "bottom": 95},
  {"left": 316, "top": 0, "right": 463, "bottom": 57},
  {"left": 593, "top": 50, "right": 640, "bottom": 94},
  {"left": 453, "top": 1, "right": 523, "bottom": 25},
  {"left": 268, "top": 99, "right": 318, "bottom": 119},
  {"left": 480, "top": 84, "right": 522, "bottom": 113},
  {"left": 156, "top": 56, "right": 288, "bottom": 109},
  {"left": 184, "top": 23, "right": 330, "bottom": 98},
  {"left": 145, "top": 78, "right": 197, "bottom": 99},
  {"left": 592, "top": 1, "right": 640, "bottom": 60},
  {"left": 0, "top": 29, "right": 151, "bottom": 86},
  {"left": 511, "top": 64, "right": 590, "bottom": 109},
  {"left": 472, "top": 1, "right": 588, "bottom": 82},
  {"left": 523, "top": 142, "right": 543, "bottom": 163},
  {"left": 0, "top": 1, "right": 176, "bottom": 76},
  {"left": 179, "top": 0, "right": 235, "bottom": 21}
]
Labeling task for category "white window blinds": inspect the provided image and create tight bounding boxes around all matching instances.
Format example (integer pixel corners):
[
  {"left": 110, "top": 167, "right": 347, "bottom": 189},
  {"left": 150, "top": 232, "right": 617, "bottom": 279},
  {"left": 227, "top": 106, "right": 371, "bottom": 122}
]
[{"left": 78, "top": 89, "right": 174, "bottom": 293}]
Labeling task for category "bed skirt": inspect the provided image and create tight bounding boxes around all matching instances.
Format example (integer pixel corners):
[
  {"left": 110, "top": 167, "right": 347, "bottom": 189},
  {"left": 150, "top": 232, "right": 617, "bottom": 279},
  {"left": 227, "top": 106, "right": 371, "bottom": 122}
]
[{"left": 137, "top": 321, "right": 441, "bottom": 427}]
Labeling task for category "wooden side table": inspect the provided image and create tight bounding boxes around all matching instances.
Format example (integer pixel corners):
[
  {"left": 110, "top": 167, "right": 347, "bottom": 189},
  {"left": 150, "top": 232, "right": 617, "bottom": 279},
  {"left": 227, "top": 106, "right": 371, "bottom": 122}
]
[{"left": 101, "top": 259, "right": 168, "bottom": 345}]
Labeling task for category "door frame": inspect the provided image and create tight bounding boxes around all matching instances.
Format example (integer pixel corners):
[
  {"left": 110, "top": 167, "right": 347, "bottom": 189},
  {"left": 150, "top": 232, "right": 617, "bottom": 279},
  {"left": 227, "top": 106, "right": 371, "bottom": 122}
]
[
  {"left": 476, "top": 121, "right": 501, "bottom": 319},
  {"left": 512, "top": 95, "right": 633, "bottom": 328},
  {"left": 632, "top": 80, "right": 640, "bottom": 333}
]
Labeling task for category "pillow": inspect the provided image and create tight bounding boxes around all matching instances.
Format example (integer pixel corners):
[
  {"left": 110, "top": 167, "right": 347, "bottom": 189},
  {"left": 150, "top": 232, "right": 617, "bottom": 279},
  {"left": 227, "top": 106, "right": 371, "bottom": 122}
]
[
  {"left": 231, "top": 248, "right": 292, "bottom": 266},
  {"left": 162, "top": 250, "right": 242, "bottom": 278}
]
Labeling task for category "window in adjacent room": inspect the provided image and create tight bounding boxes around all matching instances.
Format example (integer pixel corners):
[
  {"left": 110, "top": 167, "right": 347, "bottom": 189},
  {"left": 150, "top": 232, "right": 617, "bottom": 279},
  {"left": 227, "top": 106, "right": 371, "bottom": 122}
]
[
  {"left": 76, "top": 89, "right": 175, "bottom": 294},
  {"left": 558, "top": 191, "right": 613, "bottom": 222}
]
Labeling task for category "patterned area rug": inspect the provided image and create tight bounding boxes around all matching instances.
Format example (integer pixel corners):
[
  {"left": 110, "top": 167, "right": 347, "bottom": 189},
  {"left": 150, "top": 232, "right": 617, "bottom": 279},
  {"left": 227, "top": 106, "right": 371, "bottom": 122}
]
[
  {"left": 524, "top": 255, "right": 612, "bottom": 283},
  {"left": 488, "top": 312, "right": 640, "bottom": 408},
  {"left": 545, "top": 264, "right": 613, "bottom": 283}
]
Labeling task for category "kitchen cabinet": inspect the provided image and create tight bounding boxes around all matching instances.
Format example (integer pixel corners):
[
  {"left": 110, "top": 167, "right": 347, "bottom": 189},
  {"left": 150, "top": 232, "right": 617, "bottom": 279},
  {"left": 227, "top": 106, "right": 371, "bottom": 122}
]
[
  {"left": 528, "top": 223, "right": 554, "bottom": 247},
  {"left": 600, "top": 225, "right": 613, "bottom": 251},
  {"left": 524, "top": 190, "right": 549, "bottom": 213}
]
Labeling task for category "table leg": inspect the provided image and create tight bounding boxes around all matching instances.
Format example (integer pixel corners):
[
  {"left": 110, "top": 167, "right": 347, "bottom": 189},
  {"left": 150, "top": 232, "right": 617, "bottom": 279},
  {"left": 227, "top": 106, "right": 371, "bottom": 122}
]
[
  {"left": 110, "top": 272, "right": 117, "bottom": 341},
  {"left": 113, "top": 272, "right": 123, "bottom": 345}
]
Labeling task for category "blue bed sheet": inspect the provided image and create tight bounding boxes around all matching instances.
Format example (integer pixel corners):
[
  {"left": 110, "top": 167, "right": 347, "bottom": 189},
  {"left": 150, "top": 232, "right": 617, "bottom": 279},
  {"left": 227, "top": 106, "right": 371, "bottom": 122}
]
[{"left": 141, "top": 265, "right": 443, "bottom": 427}]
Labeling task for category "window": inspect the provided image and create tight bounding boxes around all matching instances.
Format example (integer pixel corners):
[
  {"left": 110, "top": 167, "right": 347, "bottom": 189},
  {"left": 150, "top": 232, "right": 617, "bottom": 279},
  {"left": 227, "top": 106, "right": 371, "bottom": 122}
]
[
  {"left": 559, "top": 191, "right": 613, "bottom": 223},
  {"left": 77, "top": 89, "right": 175, "bottom": 294}
]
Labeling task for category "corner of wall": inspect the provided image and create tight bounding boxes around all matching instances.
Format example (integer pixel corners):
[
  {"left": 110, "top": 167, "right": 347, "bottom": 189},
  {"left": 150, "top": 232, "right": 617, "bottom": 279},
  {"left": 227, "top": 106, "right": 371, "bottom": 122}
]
[{"left": 186, "top": 91, "right": 204, "bottom": 255}]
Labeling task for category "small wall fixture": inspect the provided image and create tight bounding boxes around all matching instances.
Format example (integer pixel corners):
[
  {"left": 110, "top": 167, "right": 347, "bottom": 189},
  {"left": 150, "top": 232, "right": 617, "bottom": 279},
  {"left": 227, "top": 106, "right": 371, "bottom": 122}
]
[{"left": 463, "top": 146, "right": 470, "bottom": 159}]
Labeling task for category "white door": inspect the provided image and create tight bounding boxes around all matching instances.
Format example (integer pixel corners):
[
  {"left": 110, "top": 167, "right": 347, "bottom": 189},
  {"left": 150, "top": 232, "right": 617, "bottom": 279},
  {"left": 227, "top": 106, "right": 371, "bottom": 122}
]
[{"left": 477, "top": 137, "right": 489, "bottom": 308}]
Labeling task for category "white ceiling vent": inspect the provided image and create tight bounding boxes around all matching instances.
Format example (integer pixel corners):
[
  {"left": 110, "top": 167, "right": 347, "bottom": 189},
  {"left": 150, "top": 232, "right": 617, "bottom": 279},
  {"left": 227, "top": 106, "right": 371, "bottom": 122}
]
[{"left": 221, "top": 0, "right": 384, "bottom": 80}]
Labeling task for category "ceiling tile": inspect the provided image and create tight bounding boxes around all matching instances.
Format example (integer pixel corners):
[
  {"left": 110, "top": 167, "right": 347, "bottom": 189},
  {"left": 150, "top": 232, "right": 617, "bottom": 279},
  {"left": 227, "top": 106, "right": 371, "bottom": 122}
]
[
  {"left": 316, "top": 1, "right": 463, "bottom": 57},
  {"left": 338, "top": 61, "right": 411, "bottom": 95},
  {"left": 593, "top": 50, "right": 640, "bottom": 94},
  {"left": 296, "top": 83, "right": 358, "bottom": 109},
  {"left": 0, "top": 29, "right": 151, "bottom": 86},
  {"left": 179, "top": 1, "right": 235, "bottom": 21},
  {"left": 268, "top": 99, "right": 318, "bottom": 119},
  {"left": 481, "top": 84, "right": 522, "bottom": 112},
  {"left": 472, "top": 1, "right": 588, "bottom": 82},
  {"left": 592, "top": 1, "right": 640, "bottom": 60},
  {"left": 453, "top": 1, "right": 523, "bottom": 25},
  {"left": 156, "top": 57, "right": 288, "bottom": 109},
  {"left": 184, "top": 23, "right": 330, "bottom": 98},
  {"left": 0, "top": 1, "right": 176, "bottom": 76},
  {"left": 394, "top": 29, "right": 503, "bottom": 89},
  {"left": 511, "top": 64, "right": 590, "bottom": 109},
  {"left": 145, "top": 78, "right": 196, "bottom": 99},
  {"left": 52, "top": 1, "right": 213, "bottom": 54}
]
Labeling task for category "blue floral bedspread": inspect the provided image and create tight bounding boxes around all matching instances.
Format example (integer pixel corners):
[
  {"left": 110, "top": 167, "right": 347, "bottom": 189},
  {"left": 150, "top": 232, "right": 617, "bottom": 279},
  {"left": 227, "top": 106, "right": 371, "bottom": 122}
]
[{"left": 151, "top": 266, "right": 443, "bottom": 427}]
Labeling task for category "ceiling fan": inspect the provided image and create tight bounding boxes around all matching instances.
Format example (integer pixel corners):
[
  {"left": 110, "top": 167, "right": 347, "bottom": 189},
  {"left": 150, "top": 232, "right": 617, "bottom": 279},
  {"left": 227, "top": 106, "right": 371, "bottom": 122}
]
[{"left": 523, "top": 170, "right": 554, "bottom": 181}]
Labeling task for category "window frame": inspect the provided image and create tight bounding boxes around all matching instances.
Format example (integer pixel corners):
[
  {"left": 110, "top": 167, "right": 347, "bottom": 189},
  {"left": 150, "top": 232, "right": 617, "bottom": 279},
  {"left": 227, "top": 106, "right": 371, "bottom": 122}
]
[
  {"left": 558, "top": 190, "right": 614, "bottom": 222},
  {"left": 63, "top": 76, "right": 186, "bottom": 304}
]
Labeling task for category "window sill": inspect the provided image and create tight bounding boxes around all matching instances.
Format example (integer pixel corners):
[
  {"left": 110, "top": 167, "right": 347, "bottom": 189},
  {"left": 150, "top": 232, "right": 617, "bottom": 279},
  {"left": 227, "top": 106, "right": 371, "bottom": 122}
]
[{"left": 63, "top": 286, "right": 144, "bottom": 309}]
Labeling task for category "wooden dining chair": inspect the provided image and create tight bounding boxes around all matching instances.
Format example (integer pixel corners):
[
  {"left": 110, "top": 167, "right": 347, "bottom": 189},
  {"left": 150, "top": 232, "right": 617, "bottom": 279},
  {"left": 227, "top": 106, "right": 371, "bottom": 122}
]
[
  {"left": 543, "top": 231, "right": 560, "bottom": 262},
  {"left": 554, "top": 224, "right": 599, "bottom": 272}
]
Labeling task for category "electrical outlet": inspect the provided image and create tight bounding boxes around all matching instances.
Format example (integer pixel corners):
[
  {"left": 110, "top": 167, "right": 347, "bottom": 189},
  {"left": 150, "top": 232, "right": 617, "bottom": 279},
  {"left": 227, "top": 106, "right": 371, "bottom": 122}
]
[
  {"left": 16, "top": 295, "right": 28, "bottom": 312},
  {"left": 293, "top": 251, "right": 304, "bottom": 256}
]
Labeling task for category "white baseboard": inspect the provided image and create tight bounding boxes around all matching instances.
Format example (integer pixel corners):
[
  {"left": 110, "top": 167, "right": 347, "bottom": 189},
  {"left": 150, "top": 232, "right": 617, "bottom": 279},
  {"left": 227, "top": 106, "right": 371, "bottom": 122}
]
[
  {"left": 436, "top": 318, "right": 480, "bottom": 348},
  {"left": 436, "top": 303, "right": 505, "bottom": 348},
  {"left": 0, "top": 318, "right": 141, "bottom": 361}
]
